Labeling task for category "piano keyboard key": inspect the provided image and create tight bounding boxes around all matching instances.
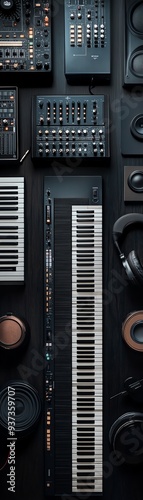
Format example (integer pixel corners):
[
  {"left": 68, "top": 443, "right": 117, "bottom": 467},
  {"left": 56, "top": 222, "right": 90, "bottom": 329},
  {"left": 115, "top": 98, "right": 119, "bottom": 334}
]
[
  {"left": 0, "top": 178, "right": 24, "bottom": 283},
  {"left": 72, "top": 205, "right": 102, "bottom": 494}
]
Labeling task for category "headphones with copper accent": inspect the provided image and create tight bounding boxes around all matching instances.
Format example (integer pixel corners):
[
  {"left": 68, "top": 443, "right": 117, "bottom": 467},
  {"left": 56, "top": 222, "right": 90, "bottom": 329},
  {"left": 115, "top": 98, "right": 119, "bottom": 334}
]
[{"left": 113, "top": 213, "right": 143, "bottom": 286}]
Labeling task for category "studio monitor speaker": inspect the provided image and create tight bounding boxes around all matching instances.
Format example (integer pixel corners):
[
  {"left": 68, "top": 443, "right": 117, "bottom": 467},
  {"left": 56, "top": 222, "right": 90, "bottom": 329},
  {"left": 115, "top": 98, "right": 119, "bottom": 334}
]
[{"left": 124, "top": 0, "right": 143, "bottom": 86}]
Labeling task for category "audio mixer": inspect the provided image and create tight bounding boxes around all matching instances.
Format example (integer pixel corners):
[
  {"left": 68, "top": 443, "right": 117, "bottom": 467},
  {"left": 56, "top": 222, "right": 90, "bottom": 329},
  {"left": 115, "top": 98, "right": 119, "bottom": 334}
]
[
  {"left": 64, "top": 0, "right": 111, "bottom": 83},
  {"left": 0, "top": 0, "right": 52, "bottom": 81},
  {"left": 32, "top": 94, "right": 110, "bottom": 160}
]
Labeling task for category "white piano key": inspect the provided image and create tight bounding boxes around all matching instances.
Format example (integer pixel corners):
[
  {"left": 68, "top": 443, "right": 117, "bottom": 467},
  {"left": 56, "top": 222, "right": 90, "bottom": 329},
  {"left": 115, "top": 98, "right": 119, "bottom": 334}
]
[
  {"left": 0, "top": 178, "right": 24, "bottom": 283},
  {"left": 72, "top": 204, "right": 102, "bottom": 494}
]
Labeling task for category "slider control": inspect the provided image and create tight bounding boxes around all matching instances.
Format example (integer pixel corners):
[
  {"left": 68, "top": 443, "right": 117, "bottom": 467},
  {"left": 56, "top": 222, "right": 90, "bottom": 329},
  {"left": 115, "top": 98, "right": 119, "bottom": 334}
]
[{"left": 46, "top": 205, "right": 51, "bottom": 224}]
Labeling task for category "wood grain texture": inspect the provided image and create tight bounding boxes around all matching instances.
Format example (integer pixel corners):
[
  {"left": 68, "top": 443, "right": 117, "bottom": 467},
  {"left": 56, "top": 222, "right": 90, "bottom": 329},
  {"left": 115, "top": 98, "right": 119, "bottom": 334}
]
[{"left": 1, "top": 0, "right": 143, "bottom": 498}]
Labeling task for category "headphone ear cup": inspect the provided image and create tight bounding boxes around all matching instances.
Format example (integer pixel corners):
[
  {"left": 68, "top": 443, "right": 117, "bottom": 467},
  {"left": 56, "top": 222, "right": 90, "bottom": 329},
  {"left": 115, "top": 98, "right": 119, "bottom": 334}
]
[
  {"left": 109, "top": 412, "right": 143, "bottom": 464},
  {"left": 127, "top": 250, "right": 143, "bottom": 286}
]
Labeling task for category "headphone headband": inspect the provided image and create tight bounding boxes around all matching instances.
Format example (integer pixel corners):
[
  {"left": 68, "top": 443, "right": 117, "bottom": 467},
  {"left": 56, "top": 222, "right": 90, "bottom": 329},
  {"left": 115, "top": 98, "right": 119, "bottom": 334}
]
[{"left": 113, "top": 213, "right": 143, "bottom": 243}]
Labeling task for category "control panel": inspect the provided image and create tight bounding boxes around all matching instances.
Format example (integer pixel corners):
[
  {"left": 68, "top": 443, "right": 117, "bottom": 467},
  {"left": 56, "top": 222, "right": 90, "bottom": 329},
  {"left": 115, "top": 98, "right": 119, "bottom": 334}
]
[
  {"left": 0, "top": 86, "right": 18, "bottom": 161},
  {"left": 32, "top": 94, "right": 110, "bottom": 159},
  {"left": 0, "top": 0, "right": 52, "bottom": 78},
  {"left": 64, "top": 0, "right": 111, "bottom": 83},
  {"left": 44, "top": 186, "right": 54, "bottom": 492}
]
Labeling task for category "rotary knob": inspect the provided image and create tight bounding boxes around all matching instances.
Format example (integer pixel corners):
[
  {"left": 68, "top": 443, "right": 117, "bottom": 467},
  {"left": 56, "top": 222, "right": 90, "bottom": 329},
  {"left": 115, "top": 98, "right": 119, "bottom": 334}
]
[{"left": 3, "top": 118, "right": 8, "bottom": 126}]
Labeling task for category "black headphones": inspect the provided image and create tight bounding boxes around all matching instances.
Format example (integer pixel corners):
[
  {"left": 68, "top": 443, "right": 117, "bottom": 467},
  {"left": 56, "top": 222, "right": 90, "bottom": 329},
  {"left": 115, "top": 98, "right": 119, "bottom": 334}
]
[
  {"left": 109, "top": 411, "right": 143, "bottom": 464},
  {"left": 109, "top": 378, "right": 143, "bottom": 464},
  {"left": 113, "top": 213, "right": 143, "bottom": 286}
]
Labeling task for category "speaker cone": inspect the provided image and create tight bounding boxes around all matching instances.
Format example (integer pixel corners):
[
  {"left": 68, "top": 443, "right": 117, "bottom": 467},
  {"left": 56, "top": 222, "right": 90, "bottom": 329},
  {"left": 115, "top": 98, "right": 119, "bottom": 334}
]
[
  {"left": 128, "top": 1, "right": 143, "bottom": 37},
  {"left": 129, "top": 47, "right": 143, "bottom": 77},
  {"left": 130, "top": 114, "right": 143, "bottom": 140},
  {"left": 0, "top": 381, "right": 42, "bottom": 438},
  {"left": 128, "top": 170, "right": 143, "bottom": 192}
]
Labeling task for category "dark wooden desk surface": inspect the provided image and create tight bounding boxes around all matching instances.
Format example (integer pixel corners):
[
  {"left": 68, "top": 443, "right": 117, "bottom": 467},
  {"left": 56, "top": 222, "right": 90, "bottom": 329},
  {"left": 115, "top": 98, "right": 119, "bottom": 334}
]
[{"left": 1, "top": 1, "right": 143, "bottom": 498}]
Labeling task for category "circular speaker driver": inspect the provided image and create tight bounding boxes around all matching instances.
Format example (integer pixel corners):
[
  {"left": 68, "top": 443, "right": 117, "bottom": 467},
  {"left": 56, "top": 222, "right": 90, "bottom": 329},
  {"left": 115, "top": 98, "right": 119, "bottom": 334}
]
[
  {"left": 128, "top": 170, "right": 143, "bottom": 192},
  {"left": 129, "top": 48, "right": 143, "bottom": 77},
  {"left": 109, "top": 412, "right": 143, "bottom": 464},
  {"left": 0, "top": 381, "right": 42, "bottom": 438},
  {"left": 128, "top": 2, "right": 143, "bottom": 37},
  {"left": 130, "top": 114, "right": 143, "bottom": 140},
  {"left": 122, "top": 311, "right": 143, "bottom": 351}
]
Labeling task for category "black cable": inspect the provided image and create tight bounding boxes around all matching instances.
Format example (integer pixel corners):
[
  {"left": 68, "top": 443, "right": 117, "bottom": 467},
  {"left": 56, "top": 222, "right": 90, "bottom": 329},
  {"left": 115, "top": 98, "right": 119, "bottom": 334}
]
[{"left": 89, "top": 76, "right": 96, "bottom": 95}]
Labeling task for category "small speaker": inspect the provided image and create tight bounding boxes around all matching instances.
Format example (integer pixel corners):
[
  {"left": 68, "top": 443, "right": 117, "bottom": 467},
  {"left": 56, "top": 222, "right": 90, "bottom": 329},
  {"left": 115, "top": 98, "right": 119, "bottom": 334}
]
[
  {"left": 124, "top": 166, "right": 143, "bottom": 201},
  {"left": 124, "top": 0, "right": 143, "bottom": 86},
  {"left": 0, "top": 381, "right": 42, "bottom": 439},
  {"left": 121, "top": 96, "right": 143, "bottom": 156}
]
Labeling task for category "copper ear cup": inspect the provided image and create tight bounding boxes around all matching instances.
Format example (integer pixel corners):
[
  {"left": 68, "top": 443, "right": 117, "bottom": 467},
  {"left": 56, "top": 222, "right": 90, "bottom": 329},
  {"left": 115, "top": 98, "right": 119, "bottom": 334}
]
[
  {"left": 122, "top": 311, "right": 143, "bottom": 352},
  {"left": 0, "top": 314, "right": 30, "bottom": 359}
]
